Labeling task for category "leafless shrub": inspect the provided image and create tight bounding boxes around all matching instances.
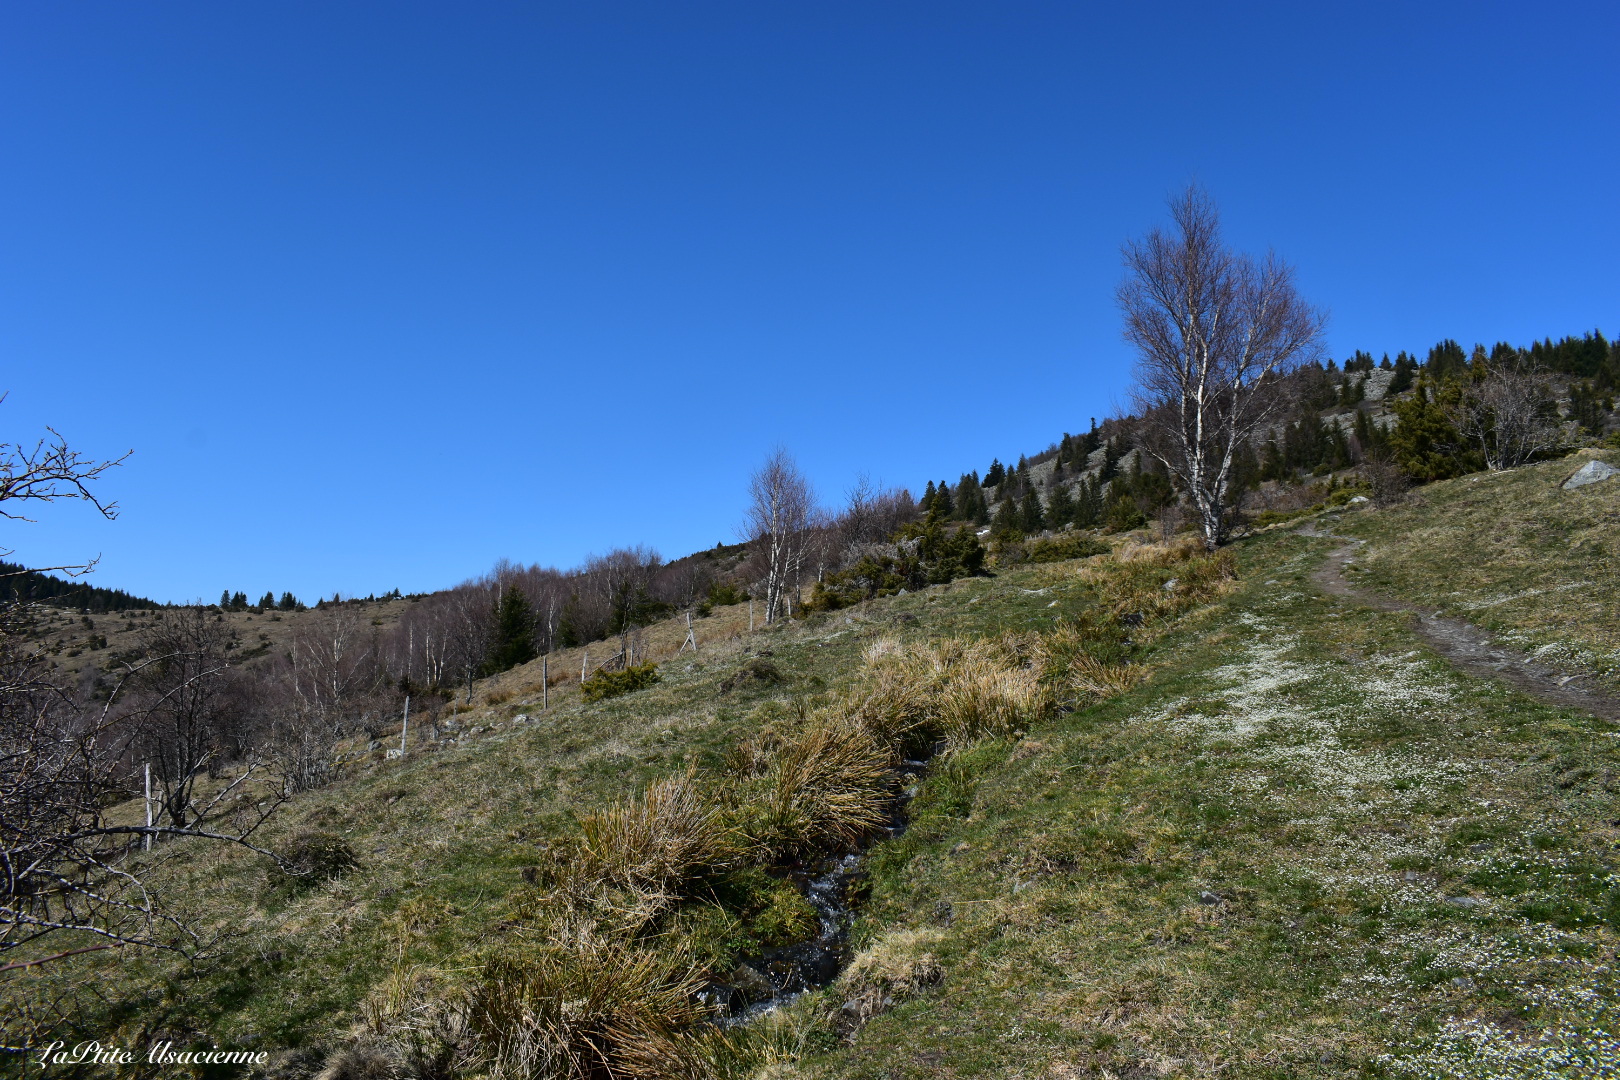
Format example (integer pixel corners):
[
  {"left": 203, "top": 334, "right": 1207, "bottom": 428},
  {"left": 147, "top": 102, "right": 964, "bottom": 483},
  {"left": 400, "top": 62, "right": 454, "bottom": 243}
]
[
  {"left": 1361, "top": 448, "right": 1409, "bottom": 507},
  {"left": 1453, "top": 362, "right": 1562, "bottom": 470}
]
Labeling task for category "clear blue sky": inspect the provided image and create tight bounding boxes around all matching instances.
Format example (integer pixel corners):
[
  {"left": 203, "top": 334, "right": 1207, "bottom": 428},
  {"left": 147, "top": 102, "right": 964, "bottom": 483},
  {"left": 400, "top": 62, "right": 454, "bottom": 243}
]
[{"left": 2, "top": 2, "right": 1615, "bottom": 603}]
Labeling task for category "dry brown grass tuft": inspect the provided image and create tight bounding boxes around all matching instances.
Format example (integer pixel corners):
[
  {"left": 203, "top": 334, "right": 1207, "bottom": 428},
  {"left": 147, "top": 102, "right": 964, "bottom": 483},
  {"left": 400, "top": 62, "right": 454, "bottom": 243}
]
[
  {"left": 318, "top": 965, "right": 469, "bottom": 1080},
  {"left": 847, "top": 637, "right": 1052, "bottom": 753},
  {"left": 830, "top": 928, "right": 945, "bottom": 1037},
  {"left": 750, "top": 720, "right": 894, "bottom": 859},
  {"left": 466, "top": 938, "right": 722, "bottom": 1080},
  {"left": 570, "top": 773, "right": 738, "bottom": 907}
]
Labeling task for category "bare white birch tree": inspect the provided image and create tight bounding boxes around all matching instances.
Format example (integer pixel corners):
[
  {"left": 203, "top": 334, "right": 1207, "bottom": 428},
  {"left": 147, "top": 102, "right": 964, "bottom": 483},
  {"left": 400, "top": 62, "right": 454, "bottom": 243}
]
[
  {"left": 743, "top": 449, "right": 814, "bottom": 624},
  {"left": 1120, "top": 187, "right": 1326, "bottom": 547}
]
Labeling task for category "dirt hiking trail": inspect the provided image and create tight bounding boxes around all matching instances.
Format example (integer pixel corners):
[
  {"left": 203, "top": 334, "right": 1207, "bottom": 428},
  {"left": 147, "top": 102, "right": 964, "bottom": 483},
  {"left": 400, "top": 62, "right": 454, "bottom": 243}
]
[{"left": 1298, "top": 521, "right": 1620, "bottom": 723}]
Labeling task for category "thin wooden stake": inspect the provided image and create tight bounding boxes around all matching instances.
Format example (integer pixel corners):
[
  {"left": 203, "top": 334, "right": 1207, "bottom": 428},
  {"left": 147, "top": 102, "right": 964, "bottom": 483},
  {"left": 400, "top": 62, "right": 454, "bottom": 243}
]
[
  {"left": 400, "top": 695, "right": 410, "bottom": 756},
  {"left": 143, "top": 762, "right": 152, "bottom": 851},
  {"left": 749, "top": 599, "right": 754, "bottom": 632},
  {"left": 542, "top": 654, "right": 548, "bottom": 710}
]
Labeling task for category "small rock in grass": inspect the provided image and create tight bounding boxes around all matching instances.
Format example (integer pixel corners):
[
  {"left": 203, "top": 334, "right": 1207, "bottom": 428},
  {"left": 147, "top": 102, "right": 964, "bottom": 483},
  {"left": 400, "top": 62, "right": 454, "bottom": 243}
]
[
  {"left": 1562, "top": 460, "right": 1620, "bottom": 490},
  {"left": 1197, "top": 891, "right": 1221, "bottom": 905},
  {"left": 951, "top": 842, "right": 971, "bottom": 854},
  {"left": 1446, "top": 896, "right": 1483, "bottom": 908}
]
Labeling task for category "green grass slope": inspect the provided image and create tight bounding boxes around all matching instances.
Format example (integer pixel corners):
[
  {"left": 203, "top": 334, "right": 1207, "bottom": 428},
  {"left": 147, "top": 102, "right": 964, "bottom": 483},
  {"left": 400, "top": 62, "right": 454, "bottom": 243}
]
[{"left": 7, "top": 455, "right": 1620, "bottom": 1079}]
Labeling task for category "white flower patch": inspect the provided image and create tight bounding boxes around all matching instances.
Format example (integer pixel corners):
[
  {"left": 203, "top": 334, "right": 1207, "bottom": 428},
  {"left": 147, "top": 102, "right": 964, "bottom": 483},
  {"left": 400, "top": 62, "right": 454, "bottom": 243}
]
[
  {"left": 1379, "top": 979, "right": 1620, "bottom": 1079},
  {"left": 1146, "top": 616, "right": 1468, "bottom": 813}
]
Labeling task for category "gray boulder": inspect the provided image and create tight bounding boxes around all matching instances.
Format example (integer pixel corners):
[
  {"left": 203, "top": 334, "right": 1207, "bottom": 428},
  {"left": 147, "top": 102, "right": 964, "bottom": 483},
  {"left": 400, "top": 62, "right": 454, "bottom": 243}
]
[{"left": 1562, "top": 460, "right": 1619, "bottom": 490}]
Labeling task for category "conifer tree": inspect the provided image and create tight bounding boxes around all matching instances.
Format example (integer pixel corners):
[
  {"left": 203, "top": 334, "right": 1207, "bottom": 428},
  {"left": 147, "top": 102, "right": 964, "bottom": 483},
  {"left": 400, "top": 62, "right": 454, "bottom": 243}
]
[
  {"left": 219, "top": 590, "right": 231, "bottom": 609},
  {"left": 1044, "top": 482, "right": 1075, "bottom": 528},
  {"left": 1018, "top": 489, "right": 1045, "bottom": 534},
  {"left": 991, "top": 497, "right": 1020, "bottom": 539},
  {"left": 1425, "top": 339, "right": 1467, "bottom": 381},
  {"left": 1104, "top": 479, "right": 1145, "bottom": 530},
  {"left": 920, "top": 481, "right": 936, "bottom": 513},
  {"left": 934, "top": 479, "right": 955, "bottom": 518},
  {"left": 257, "top": 591, "right": 276, "bottom": 611},
  {"left": 1388, "top": 352, "right": 1416, "bottom": 395},
  {"left": 1080, "top": 418, "right": 1100, "bottom": 460},
  {"left": 485, "top": 587, "right": 537, "bottom": 674},
  {"left": 984, "top": 459, "right": 1006, "bottom": 487},
  {"left": 230, "top": 591, "right": 247, "bottom": 610},
  {"left": 279, "top": 591, "right": 299, "bottom": 611},
  {"left": 1389, "top": 380, "right": 1473, "bottom": 481}
]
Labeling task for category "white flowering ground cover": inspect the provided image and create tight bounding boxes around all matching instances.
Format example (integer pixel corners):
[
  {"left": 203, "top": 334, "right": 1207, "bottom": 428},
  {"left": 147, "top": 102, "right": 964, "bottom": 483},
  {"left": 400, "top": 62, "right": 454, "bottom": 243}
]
[{"left": 782, "top": 527, "right": 1620, "bottom": 1079}]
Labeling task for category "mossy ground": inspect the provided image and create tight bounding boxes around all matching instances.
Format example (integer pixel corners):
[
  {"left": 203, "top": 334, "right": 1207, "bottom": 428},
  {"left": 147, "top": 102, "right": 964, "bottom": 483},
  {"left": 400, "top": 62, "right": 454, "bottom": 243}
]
[{"left": 7, "top": 456, "right": 1620, "bottom": 1078}]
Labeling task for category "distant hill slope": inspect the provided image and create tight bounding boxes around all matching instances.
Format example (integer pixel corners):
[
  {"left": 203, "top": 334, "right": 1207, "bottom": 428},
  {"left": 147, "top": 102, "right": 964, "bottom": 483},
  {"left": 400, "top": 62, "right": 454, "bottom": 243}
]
[{"left": 0, "top": 560, "right": 160, "bottom": 611}]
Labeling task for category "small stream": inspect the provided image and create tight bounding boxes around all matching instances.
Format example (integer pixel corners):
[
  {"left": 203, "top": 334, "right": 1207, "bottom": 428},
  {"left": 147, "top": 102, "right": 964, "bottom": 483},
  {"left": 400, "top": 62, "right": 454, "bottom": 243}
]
[{"left": 704, "top": 758, "right": 929, "bottom": 1025}]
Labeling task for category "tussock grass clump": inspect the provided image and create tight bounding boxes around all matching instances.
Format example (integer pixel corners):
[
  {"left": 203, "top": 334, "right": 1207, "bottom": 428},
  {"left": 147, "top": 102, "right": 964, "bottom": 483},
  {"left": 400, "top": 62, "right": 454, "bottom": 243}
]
[
  {"left": 849, "top": 636, "right": 1052, "bottom": 753},
  {"left": 274, "top": 829, "right": 358, "bottom": 889},
  {"left": 1083, "top": 537, "right": 1237, "bottom": 625},
  {"left": 567, "top": 773, "right": 738, "bottom": 914},
  {"left": 466, "top": 939, "right": 720, "bottom": 1080},
  {"left": 746, "top": 720, "right": 895, "bottom": 860},
  {"left": 327, "top": 939, "right": 725, "bottom": 1080}
]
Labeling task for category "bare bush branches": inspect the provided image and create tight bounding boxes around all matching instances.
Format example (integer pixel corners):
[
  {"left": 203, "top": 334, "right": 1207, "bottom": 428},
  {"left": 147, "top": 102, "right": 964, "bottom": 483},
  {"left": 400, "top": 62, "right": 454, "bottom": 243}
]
[
  {"left": 1121, "top": 187, "right": 1326, "bottom": 547},
  {"left": 1453, "top": 361, "right": 1561, "bottom": 470}
]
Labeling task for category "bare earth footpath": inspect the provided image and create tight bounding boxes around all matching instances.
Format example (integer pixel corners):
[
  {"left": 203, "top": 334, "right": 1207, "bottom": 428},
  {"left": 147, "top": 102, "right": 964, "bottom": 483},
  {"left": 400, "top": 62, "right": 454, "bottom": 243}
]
[{"left": 1300, "top": 520, "right": 1620, "bottom": 723}]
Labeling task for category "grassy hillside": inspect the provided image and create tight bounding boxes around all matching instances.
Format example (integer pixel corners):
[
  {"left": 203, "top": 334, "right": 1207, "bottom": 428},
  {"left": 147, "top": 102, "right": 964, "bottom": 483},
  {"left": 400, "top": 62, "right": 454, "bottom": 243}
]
[{"left": 6, "top": 453, "right": 1619, "bottom": 1079}]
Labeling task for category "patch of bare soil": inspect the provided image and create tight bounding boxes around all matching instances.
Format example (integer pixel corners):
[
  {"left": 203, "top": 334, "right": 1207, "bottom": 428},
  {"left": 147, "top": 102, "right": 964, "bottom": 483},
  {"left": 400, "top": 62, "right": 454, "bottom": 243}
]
[{"left": 1299, "top": 522, "right": 1620, "bottom": 722}]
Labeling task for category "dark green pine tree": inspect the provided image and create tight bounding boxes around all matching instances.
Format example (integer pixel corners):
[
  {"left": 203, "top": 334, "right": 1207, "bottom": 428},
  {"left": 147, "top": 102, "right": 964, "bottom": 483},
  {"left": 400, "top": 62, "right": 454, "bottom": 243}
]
[
  {"left": 486, "top": 587, "right": 538, "bottom": 674},
  {"left": 1044, "top": 482, "right": 1076, "bottom": 529},
  {"left": 956, "top": 472, "right": 988, "bottom": 524},
  {"left": 991, "top": 496, "right": 1020, "bottom": 539},
  {"left": 1080, "top": 418, "right": 1101, "bottom": 460},
  {"left": 231, "top": 591, "right": 247, "bottom": 609},
  {"left": 1068, "top": 479, "right": 1090, "bottom": 529},
  {"left": 1389, "top": 381, "right": 1473, "bottom": 481},
  {"left": 257, "top": 591, "right": 276, "bottom": 610},
  {"left": 279, "top": 591, "right": 299, "bottom": 611},
  {"left": 920, "top": 481, "right": 937, "bottom": 514},
  {"left": 1425, "top": 339, "right": 1467, "bottom": 382},
  {"left": 1388, "top": 351, "right": 1416, "bottom": 395},
  {"left": 219, "top": 589, "right": 231, "bottom": 609},
  {"left": 554, "top": 598, "right": 583, "bottom": 650},
  {"left": 1018, "top": 489, "right": 1045, "bottom": 534},
  {"left": 1098, "top": 438, "right": 1122, "bottom": 482},
  {"left": 934, "top": 479, "right": 955, "bottom": 518},
  {"left": 984, "top": 459, "right": 1006, "bottom": 487}
]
